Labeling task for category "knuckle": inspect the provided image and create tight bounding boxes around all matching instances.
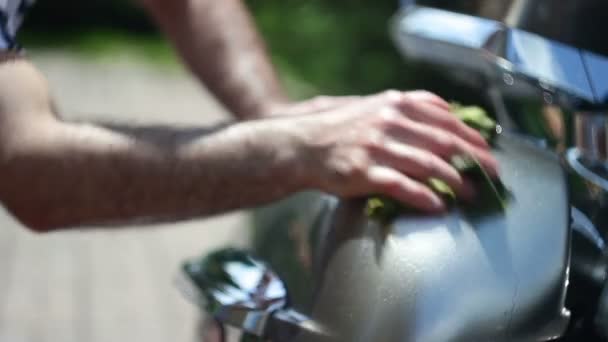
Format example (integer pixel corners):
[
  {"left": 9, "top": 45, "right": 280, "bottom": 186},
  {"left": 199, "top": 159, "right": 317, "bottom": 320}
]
[
  {"left": 361, "top": 130, "right": 385, "bottom": 151},
  {"left": 407, "top": 90, "right": 443, "bottom": 104},
  {"left": 317, "top": 95, "right": 332, "bottom": 103},
  {"left": 412, "top": 89, "right": 434, "bottom": 98},
  {"left": 384, "top": 89, "right": 402, "bottom": 102},
  {"left": 352, "top": 157, "right": 372, "bottom": 177},
  {"left": 441, "top": 115, "right": 465, "bottom": 131},
  {"left": 411, "top": 185, "right": 434, "bottom": 201},
  {"left": 312, "top": 96, "right": 330, "bottom": 107},
  {"left": 435, "top": 118, "right": 462, "bottom": 134},
  {"left": 379, "top": 177, "right": 403, "bottom": 195},
  {"left": 329, "top": 160, "right": 353, "bottom": 184},
  {"left": 419, "top": 156, "right": 438, "bottom": 174},
  {"left": 435, "top": 134, "right": 459, "bottom": 154},
  {"left": 336, "top": 151, "right": 371, "bottom": 179},
  {"left": 398, "top": 94, "right": 416, "bottom": 113},
  {"left": 366, "top": 167, "right": 402, "bottom": 195},
  {"left": 376, "top": 107, "right": 400, "bottom": 127},
  {"left": 440, "top": 111, "right": 459, "bottom": 124}
]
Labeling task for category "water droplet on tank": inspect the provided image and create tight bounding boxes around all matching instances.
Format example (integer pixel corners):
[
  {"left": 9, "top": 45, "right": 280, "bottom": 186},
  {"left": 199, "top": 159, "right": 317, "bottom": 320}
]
[
  {"left": 496, "top": 125, "right": 503, "bottom": 135},
  {"left": 539, "top": 80, "right": 551, "bottom": 90},
  {"left": 503, "top": 73, "right": 514, "bottom": 86}
]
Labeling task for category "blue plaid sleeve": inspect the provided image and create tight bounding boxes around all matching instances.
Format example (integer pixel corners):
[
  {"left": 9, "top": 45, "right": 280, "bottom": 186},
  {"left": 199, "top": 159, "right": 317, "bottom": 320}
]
[{"left": 0, "top": 0, "right": 34, "bottom": 51}]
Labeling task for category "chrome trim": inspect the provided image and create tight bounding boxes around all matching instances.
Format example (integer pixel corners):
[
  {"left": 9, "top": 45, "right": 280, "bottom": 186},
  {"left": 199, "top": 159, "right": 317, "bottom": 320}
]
[
  {"left": 391, "top": 6, "right": 502, "bottom": 87},
  {"left": 500, "top": 29, "right": 594, "bottom": 102},
  {"left": 566, "top": 148, "right": 608, "bottom": 191},
  {"left": 179, "top": 248, "right": 328, "bottom": 341},
  {"left": 571, "top": 207, "right": 606, "bottom": 252},
  {"left": 575, "top": 112, "right": 608, "bottom": 165},
  {"left": 391, "top": 5, "right": 608, "bottom": 108},
  {"left": 583, "top": 52, "right": 608, "bottom": 105}
]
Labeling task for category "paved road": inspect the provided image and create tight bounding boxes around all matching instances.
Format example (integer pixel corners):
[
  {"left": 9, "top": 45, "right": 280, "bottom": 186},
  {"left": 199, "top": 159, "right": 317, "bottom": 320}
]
[{"left": 0, "top": 50, "right": 251, "bottom": 342}]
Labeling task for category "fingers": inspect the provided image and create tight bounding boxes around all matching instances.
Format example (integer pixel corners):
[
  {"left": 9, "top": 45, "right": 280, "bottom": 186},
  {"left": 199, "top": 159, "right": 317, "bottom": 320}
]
[
  {"left": 395, "top": 94, "right": 489, "bottom": 148},
  {"left": 307, "top": 89, "right": 500, "bottom": 212},
  {"left": 369, "top": 139, "right": 474, "bottom": 199},
  {"left": 366, "top": 166, "right": 446, "bottom": 213},
  {"left": 367, "top": 90, "right": 488, "bottom": 148},
  {"left": 386, "top": 117, "right": 499, "bottom": 176}
]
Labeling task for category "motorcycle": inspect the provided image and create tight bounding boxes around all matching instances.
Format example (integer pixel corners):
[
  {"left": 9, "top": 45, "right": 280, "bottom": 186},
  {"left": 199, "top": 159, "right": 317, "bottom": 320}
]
[{"left": 177, "top": 1, "right": 608, "bottom": 341}]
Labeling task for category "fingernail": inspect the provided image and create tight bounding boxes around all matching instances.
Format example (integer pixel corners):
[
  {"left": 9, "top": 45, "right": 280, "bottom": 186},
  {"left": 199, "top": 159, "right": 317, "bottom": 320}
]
[{"left": 430, "top": 195, "right": 446, "bottom": 211}]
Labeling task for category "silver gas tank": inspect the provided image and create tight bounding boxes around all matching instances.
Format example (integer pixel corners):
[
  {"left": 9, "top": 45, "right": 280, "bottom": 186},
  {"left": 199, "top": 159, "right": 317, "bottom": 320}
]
[{"left": 297, "top": 134, "right": 571, "bottom": 342}]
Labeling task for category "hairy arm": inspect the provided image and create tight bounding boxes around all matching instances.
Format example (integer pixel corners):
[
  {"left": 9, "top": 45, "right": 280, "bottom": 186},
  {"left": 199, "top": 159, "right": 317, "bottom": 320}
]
[
  {"left": 0, "top": 57, "right": 305, "bottom": 231},
  {"left": 140, "top": 0, "right": 288, "bottom": 120},
  {"left": 0, "top": 57, "right": 498, "bottom": 232}
]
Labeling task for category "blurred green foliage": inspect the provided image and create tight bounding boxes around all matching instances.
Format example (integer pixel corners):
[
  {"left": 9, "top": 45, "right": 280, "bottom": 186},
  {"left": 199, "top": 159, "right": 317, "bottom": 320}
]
[
  {"left": 245, "top": 0, "right": 407, "bottom": 97},
  {"left": 245, "top": 0, "right": 490, "bottom": 103},
  {"left": 21, "top": 0, "right": 418, "bottom": 97}
]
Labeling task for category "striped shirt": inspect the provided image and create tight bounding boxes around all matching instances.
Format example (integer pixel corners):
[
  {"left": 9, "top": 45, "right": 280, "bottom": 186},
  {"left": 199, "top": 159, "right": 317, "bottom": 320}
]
[{"left": 0, "top": 0, "right": 34, "bottom": 50}]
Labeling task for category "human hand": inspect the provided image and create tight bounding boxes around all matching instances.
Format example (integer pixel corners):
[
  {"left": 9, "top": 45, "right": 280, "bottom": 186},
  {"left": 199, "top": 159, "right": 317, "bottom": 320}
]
[
  {"left": 289, "top": 90, "right": 498, "bottom": 213},
  {"left": 264, "top": 95, "right": 361, "bottom": 117}
]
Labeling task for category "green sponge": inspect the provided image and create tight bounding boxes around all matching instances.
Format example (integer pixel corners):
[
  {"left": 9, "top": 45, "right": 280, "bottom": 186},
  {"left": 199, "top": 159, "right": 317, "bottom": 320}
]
[
  {"left": 365, "top": 104, "right": 508, "bottom": 225},
  {"left": 451, "top": 102, "right": 498, "bottom": 143}
]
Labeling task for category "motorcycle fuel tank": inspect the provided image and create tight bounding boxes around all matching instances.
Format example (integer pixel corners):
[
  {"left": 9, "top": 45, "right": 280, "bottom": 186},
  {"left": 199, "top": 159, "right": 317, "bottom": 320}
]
[{"left": 294, "top": 134, "right": 571, "bottom": 342}]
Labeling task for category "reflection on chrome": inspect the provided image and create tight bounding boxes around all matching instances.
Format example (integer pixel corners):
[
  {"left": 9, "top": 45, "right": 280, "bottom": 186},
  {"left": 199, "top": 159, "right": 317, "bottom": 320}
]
[
  {"left": 575, "top": 112, "right": 608, "bottom": 165},
  {"left": 392, "top": 5, "right": 608, "bottom": 108},
  {"left": 179, "top": 248, "right": 328, "bottom": 341}
]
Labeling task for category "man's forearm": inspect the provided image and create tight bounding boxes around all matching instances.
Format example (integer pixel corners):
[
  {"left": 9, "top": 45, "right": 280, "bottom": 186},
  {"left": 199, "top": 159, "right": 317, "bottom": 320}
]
[
  {"left": 0, "top": 56, "right": 499, "bottom": 232},
  {"left": 141, "top": 0, "right": 287, "bottom": 119},
  {"left": 1, "top": 115, "right": 305, "bottom": 231}
]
